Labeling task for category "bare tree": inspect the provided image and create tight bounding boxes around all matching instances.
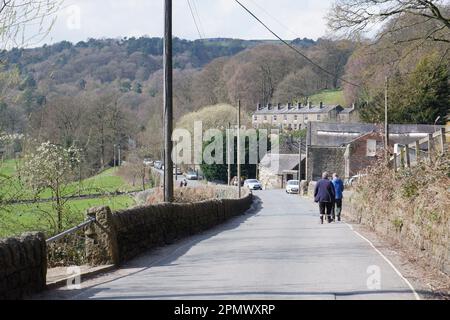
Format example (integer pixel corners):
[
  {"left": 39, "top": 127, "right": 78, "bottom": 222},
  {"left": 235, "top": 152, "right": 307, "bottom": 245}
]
[
  {"left": 0, "top": 0, "right": 61, "bottom": 49},
  {"left": 328, "top": 0, "right": 450, "bottom": 43}
]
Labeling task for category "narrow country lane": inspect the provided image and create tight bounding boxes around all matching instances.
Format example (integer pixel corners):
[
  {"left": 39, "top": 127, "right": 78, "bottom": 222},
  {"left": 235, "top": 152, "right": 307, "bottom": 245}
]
[{"left": 39, "top": 189, "right": 418, "bottom": 300}]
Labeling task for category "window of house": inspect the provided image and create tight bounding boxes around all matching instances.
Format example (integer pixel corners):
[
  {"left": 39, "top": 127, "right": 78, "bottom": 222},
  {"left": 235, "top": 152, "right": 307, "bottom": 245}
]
[
  {"left": 284, "top": 115, "right": 287, "bottom": 121},
  {"left": 317, "top": 114, "right": 321, "bottom": 120},
  {"left": 294, "top": 124, "right": 297, "bottom": 129},
  {"left": 273, "top": 115, "right": 277, "bottom": 121},
  {"left": 294, "top": 115, "right": 298, "bottom": 121},
  {"left": 366, "top": 139, "right": 377, "bottom": 157},
  {"left": 304, "top": 115, "right": 308, "bottom": 121},
  {"left": 263, "top": 115, "right": 267, "bottom": 120},
  {"left": 253, "top": 115, "right": 257, "bottom": 121}
]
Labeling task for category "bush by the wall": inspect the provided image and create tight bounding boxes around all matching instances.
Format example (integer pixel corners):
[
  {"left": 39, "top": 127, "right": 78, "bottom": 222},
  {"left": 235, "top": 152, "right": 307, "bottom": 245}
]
[{"left": 346, "top": 154, "right": 450, "bottom": 275}]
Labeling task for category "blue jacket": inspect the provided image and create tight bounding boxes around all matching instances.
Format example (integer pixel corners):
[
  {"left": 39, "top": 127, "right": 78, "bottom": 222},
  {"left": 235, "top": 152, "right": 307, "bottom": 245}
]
[
  {"left": 332, "top": 178, "right": 344, "bottom": 200},
  {"left": 314, "top": 179, "right": 335, "bottom": 203}
]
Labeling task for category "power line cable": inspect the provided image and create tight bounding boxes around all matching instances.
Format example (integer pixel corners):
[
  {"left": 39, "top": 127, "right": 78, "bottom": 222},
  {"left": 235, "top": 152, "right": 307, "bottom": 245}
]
[
  {"left": 191, "top": 0, "right": 206, "bottom": 39},
  {"left": 247, "top": 0, "right": 301, "bottom": 40},
  {"left": 187, "top": 0, "right": 203, "bottom": 39},
  {"left": 233, "top": 0, "right": 360, "bottom": 88}
]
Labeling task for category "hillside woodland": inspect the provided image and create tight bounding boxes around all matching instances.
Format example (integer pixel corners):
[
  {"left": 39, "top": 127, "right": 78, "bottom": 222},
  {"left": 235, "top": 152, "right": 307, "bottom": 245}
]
[{"left": 1, "top": 2, "right": 449, "bottom": 177}]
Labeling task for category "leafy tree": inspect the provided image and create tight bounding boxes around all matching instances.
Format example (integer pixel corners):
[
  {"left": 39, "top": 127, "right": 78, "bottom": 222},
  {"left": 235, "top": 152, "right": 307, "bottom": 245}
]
[
  {"left": 200, "top": 130, "right": 271, "bottom": 182},
  {"left": 360, "top": 53, "right": 449, "bottom": 124}
]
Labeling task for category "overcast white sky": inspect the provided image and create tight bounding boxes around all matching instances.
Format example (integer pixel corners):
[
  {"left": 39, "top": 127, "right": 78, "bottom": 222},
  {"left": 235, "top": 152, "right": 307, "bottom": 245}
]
[{"left": 37, "top": 0, "right": 334, "bottom": 45}]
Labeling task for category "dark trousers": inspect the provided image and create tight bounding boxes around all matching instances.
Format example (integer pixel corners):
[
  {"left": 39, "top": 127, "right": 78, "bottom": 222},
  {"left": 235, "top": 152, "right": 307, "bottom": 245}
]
[
  {"left": 332, "top": 199, "right": 342, "bottom": 219},
  {"left": 319, "top": 202, "right": 333, "bottom": 218}
]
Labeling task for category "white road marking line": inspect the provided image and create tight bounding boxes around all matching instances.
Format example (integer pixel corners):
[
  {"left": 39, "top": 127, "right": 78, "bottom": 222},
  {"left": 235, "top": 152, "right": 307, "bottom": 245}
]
[{"left": 345, "top": 222, "right": 421, "bottom": 300}]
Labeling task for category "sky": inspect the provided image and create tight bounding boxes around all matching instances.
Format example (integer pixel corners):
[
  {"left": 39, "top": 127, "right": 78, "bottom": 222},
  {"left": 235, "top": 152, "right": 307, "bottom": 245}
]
[{"left": 33, "top": 0, "right": 335, "bottom": 46}]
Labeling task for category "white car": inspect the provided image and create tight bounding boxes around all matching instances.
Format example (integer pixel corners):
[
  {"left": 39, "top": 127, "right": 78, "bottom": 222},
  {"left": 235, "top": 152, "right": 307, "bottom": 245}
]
[
  {"left": 185, "top": 171, "right": 198, "bottom": 180},
  {"left": 143, "top": 158, "right": 153, "bottom": 166},
  {"left": 244, "top": 179, "right": 262, "bottom": 190},
  {"left": 286, "top": 180, "right": 299, "bottom": 194},
  {"left": 154, "top": 161, "right": 162, "bottom": 169}
]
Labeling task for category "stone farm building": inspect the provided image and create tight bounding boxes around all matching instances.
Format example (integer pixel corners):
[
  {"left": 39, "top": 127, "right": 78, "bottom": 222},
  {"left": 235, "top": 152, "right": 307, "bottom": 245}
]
[
  {"left": 252, "top": 101, "right": 359, "bottom": 130},
  {"left": 305, "top": 122, "right": 442, "bottom": 181},
  {"left": 258, "top": 122, "right": 442, "bottom": 187},
  {"left": 258, "top": 153, "right": 306, "bottom": 189}
]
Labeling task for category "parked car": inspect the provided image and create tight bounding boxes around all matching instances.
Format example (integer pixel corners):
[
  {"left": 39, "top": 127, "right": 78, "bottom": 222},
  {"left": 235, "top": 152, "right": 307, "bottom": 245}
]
[
  {"left": 348, "top": 174, "right": 366, "bottom": 187},
  {"left": 154, "top": 161, "right": 162, "bottom": 169},
  {"left": 173, "top": 167, "right": 182, "bottom": 175},
  {"left": 286, "top": 180, "right": 299, "bottom": 194},
  {"left": 143, "top": 158, "right": 153, "bottom": 166},
  {"left": 185, "top": 171, "right": 198, "bottom": 180},
  {"left": 244, "top": 179, "right": 262, "bottom": 190}
]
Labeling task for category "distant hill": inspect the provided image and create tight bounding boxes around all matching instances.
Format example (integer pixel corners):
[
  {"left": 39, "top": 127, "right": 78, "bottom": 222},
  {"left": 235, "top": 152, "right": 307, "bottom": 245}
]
[{"left": 0, "top": 37, "right": 316, "bottom": 75}]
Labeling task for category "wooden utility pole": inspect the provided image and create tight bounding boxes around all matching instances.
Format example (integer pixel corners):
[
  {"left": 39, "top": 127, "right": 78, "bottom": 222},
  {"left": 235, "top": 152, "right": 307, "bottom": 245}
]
[
  {"left": 298, "top": 137, "right": 302, "bottom": 196},
  {"left": 113, "top": 144, "right": 116, "bottom": 168},
  {"left": 384, "top": 76, "right": 390, "bottom": 159},
  {"left": 163, "top": 0, "right": 174, "bottom": 202},
  {"left": 237, "top": 100, "right": 241, "bottom": 198},
  {"left": 227, "top": 122, "right": 231, "bottom": 185},
  {"left": 428, "top": 133, "right": 433, "bottom": 163},
  {"left": 415, "top": 140, "right": 420, "bottom": 163},
  {"left": 118, "top": 144, "right": 121, "bottom": 166},
  {"left": 439, "top": 127, "right": 446, "bottom": 154},
  {"left": 405, "top": 145, "right": 410, "bottom": 168}
]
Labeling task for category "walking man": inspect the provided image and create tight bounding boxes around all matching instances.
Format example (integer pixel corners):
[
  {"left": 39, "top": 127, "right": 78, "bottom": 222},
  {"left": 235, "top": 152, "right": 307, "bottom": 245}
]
[
  {"left": 314, "top": 172, "right": 335, "bottom": 224},
  {"left": 331, "top": 173, "right": 344, "bottom": 222}
]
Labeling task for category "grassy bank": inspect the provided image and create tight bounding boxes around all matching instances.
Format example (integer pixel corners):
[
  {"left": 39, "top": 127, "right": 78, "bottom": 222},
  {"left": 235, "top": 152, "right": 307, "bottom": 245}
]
[
  {"left": 0, "top": 159, "right": 139, "bottom": 238},
  {"left": 309, "top": 89, "right": 346, "bottom": 106}
]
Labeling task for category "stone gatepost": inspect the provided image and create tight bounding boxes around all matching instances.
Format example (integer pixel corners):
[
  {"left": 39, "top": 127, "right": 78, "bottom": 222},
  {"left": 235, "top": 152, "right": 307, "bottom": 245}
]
[{"left": 85, "top": 206, "right": 119, "bottom": 266}]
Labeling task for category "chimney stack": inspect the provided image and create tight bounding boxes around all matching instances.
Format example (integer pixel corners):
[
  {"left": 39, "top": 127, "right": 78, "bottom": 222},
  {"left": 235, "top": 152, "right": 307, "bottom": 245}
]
[
  {"left": 267, "top": 103, "right": 272, "bottom": 110},
  {"left": 308, "top": 101, "right": 312, "bottom": 109},
  {"left": 287, "top": 102, "right": 292, "bottom": 109},
  {"left": 352, "top": 103, "right": 355, "bottom": 109},
  {"left": 297, "top": 102, "right": 302, "bottom": 110},
  {"left": 277, "top": 103, "right": 282, "bottom": 110},
  {"left": 257, "top": 103, "right": 262, "bottom": 110},
  {"left": 319, "top": 101, "right": 323, "bottom": 109}
]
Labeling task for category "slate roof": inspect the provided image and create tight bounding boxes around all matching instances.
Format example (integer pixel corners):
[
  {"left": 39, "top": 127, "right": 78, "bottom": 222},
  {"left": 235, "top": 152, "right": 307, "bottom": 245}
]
[
  {"left": 339, "top": 107, "right": 356, "bottom": 114},
  {"left": 307, "top": 122, "right": 442, "bottom": 147}
]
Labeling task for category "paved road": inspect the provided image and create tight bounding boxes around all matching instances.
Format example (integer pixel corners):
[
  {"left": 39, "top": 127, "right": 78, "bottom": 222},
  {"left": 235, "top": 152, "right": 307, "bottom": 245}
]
[{"left": 43, "top": 189, "right": 418, "bottom": 300}]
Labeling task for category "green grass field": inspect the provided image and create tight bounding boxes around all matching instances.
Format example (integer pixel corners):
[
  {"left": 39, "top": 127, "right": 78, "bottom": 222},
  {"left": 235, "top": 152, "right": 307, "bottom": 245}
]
[
  {"left": 0, "top": 195, "right": 135, "bottom": 238},
  {"left": 0, "top": 160, "right": 138, "bottom": 238},
  {"left": 309, "top": 89, "right": 346, "bottom": 106},
  {"left": 0, "top": 160, "right": 138, "bottom": 200}
]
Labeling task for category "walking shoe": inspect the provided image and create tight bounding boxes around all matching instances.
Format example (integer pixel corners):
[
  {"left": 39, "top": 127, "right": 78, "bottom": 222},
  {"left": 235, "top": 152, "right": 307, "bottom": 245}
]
[
  {"left": 337, "top": 216, "right": 341, "bottom": 222},
  {"left": 320, "top": 216, "right": 324, "bottom": 224}
]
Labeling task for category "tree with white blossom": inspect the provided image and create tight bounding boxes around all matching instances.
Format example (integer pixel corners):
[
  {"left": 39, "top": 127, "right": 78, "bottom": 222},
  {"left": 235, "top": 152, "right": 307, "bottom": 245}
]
[{"left": 21, "top": 142, "right": 81, "bottom": 232}]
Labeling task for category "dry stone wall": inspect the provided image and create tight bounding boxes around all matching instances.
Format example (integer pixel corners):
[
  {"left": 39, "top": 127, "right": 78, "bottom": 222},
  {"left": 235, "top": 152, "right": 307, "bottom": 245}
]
[{"left": 0, "top": 232, "right": 47, "bottom": 299}]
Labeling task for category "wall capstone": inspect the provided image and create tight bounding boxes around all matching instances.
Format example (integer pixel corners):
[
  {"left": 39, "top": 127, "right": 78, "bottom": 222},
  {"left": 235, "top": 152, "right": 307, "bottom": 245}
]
[{"left": 85, "top": 206, "right": 119, "bottom": 266}]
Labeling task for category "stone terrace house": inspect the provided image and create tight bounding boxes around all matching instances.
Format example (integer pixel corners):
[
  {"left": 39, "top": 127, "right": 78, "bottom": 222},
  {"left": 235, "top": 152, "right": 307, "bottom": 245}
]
[
  {"left": 252, "top": 101, "right": 358, "bottom": 130},
  {"left": 258, "top": 153, "right": 306, "bottom": 189},
  {"left": 305, "top": 122, "right": 442, "bottom": 181}
]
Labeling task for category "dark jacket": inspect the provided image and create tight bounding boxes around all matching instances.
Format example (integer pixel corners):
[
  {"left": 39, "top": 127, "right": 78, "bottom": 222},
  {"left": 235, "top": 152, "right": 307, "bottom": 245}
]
[
  {"left": 331, "top": 178, "right": 344, "bottom": 200},
  {"left": 314, "top": 179, "right": 335, "bottom": 203}
]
